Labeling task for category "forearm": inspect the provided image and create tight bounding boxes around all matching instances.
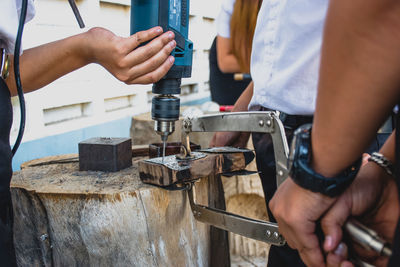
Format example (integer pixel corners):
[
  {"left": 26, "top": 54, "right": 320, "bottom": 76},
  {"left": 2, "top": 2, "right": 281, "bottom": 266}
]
[
  {"left": 216, "top": 36, "right": 241, "bottom": 73},
  {"left": 312, "top": 0, "right": 400, "bottom": 177},
  {"left": 5, "top": 32, "right": 91, "bottom": 96},
  {"left": 379, "top": 131, "right": 395, "bottom": 162},
  {"left": 232, "top": 81, "right": 253, "bottom": 112},
  {"left": 217, "top": 54, "right": 241, "bottom": 73}
]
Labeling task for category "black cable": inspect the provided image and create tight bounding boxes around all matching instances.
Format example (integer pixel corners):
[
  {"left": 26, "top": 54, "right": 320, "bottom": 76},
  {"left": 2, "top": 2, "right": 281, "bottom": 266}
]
[{"left": 11, "top": 0, "right": 28, "bottom": 156}]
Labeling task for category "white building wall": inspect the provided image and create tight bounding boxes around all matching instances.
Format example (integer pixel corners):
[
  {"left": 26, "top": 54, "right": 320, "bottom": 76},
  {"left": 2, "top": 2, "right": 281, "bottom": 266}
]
[{"left": 11, "top": 0, "right": 223, "bottom": 144}]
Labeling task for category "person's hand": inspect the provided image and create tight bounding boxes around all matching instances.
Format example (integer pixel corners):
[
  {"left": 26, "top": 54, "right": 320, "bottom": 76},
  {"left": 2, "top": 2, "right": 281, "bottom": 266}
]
[
  {"left": 321, "top": 162, "right": 399, "bottom": 267},
  {"left": 209, "top": 131, "right": 250, "bottom": 148},
  {"left": 85, "top": 26, "right": 175, "bottom": 84},
  {"left": 269, "top": 178, "right": 337, "bottom": 267}
]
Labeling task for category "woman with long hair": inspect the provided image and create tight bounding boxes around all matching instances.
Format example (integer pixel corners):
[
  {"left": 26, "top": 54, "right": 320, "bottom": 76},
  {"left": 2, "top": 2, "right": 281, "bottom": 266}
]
[{"left": 209, "top": 0, "right": 262, "bottom": 105}]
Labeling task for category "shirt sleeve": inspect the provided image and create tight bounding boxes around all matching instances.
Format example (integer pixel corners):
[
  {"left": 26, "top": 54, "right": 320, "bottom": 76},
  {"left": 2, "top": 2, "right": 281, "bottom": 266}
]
[
  {"left": 0, "top": 0, "right": 35, "bottom": 54},
  {"left": 216, "top": 0, "right": 235, "bottom": 38}
]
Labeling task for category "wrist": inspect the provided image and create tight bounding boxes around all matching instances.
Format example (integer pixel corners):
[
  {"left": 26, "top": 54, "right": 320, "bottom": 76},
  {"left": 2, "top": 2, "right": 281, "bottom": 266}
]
[
  {"left": 290, "top": 124, "right": 361, "bottom": 197},
  {"left": 231, "top": 104, "right": 248, "bottom": 112},
  {"left": 79, "top": 29, "right": 97, "bottom": 65}
]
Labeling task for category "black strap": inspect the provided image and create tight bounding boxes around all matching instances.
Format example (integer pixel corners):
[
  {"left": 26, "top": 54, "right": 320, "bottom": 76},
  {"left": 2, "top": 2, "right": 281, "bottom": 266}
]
[
  {"left": 387, "top": 109, "right": 400, "bottom": 266},
  {"left": 0, "top": 78, "right": 16, "bottom": 266}
]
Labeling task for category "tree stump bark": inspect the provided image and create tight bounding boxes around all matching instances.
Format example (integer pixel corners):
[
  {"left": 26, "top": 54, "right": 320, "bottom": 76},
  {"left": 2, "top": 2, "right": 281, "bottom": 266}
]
[{"left": 11, "top": 152, "right": 216, "bottom": 266}]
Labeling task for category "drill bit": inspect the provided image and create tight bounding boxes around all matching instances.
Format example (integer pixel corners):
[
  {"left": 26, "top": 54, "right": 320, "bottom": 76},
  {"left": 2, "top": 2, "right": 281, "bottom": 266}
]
[
  {"left": 160, "top": 133, "right": 168, "bottom": 163},
  {"left": 162, "top": 140, "right": 166, "bottom": 163}
]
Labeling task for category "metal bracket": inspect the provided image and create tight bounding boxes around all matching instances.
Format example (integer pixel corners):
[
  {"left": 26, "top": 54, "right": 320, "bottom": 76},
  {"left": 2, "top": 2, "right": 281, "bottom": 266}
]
[{"left": 188, "top": 183, "right": 285, "bottom": 246}]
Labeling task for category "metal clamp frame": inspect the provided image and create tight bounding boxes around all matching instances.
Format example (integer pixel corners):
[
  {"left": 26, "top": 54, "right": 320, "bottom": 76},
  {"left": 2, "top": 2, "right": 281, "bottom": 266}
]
[
  {"left": 177, "top": 111, "right": 287, "bottom": 245},
  {"left": 188, "top": 182, "right": 285, "bottom": 246},
  {"left": 179, "top": 111, "right": 289, "bottom": 186}
]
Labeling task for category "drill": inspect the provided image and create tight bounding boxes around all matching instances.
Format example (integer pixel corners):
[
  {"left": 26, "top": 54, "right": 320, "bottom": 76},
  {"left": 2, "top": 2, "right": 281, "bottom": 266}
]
[{"left": 131, "top": 0, "right": 193, "bottom": 159}]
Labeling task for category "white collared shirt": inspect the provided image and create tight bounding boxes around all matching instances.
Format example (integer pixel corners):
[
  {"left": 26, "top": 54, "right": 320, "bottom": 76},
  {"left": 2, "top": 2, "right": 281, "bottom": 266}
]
[
  {"left": 216, "top": 0, "right": 235, "bottom": 38},
  {"left": 0, "top": 0, "right": 36, "bottom": 54},
  {"left": 249, "top": 0, "right": 328, "bottom": 115}
]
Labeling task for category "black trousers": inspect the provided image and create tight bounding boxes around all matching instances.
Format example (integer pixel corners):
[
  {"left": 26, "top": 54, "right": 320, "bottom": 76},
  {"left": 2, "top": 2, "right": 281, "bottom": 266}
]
[
  {"left": 251, "top": 106, "right": 312, "bottom": 267},
  {"left": 0, "top": 78, "right": 16, "bottom": 266},
  {"left": 208, "top": 37, "right": 249, "bottom": 106}
]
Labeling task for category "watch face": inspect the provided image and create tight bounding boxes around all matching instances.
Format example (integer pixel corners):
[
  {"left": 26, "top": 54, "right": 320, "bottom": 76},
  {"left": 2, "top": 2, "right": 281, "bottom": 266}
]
[{"left": 288, "top": 124, "right": 312, "bottom": 174}]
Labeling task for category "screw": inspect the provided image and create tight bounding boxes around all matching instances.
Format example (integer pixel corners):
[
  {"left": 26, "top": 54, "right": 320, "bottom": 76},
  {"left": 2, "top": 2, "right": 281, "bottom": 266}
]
[
  {"left": 266, "top": 230, "right": 271, "bottom": 237},
  {"left": 266, "top": 120, "right": 272, "bottom": 127},
  {"left": 259, "top": 120, "right": 264, "bottom": 127},
  {"left": 40, "top": 234, "right": 48, "bottom": 241},
  {"left": 273, "top": 232, "right": 280, "bottom": 239}
]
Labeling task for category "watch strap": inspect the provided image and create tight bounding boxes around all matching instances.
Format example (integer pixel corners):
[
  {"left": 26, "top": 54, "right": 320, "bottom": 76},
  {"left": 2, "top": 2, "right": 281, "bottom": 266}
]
[
  {"left": 291, "top": 158, "right": 362, "bottom": 197},
  {"left": 289, "top": 123, "right": 362, "bottom": 198}
]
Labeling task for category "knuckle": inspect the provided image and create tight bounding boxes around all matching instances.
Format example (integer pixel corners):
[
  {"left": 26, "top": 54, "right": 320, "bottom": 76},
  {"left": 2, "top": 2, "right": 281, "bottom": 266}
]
[
  {"left": 149, "top": 58, "right": 161, "bottom": 70},
  {"left": 148, "top": 73, "right": 159, "bottom": 83},
  {"left": 117, "top": 73, "right": 129, "bottom": 83},
  {"left": 116, "top": 61, "right": 127, "bottom": 70},
  {"left": 135, "top": 32, "right": 146, "bottom": 44},
  {"left": 146, "top": 43, "right": 158, "bottom": 57}
]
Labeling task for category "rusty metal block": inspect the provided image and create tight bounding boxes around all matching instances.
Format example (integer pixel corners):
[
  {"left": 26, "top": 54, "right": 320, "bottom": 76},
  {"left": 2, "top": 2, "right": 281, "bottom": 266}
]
[{"left": 79, "top": 137, "right": 132, "bottom": 172}]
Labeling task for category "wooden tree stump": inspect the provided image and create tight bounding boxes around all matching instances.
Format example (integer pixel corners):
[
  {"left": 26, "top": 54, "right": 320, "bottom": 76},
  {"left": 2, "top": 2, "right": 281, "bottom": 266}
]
[{"left": 11, "top": 152, "right": 217, "bottom": 266}]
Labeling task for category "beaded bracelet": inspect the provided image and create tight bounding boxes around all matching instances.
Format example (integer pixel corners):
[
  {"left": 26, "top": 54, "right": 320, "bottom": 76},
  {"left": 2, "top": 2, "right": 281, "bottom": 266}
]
[{"left": 368, "top": 152, "right": 394, "bottom": 176}]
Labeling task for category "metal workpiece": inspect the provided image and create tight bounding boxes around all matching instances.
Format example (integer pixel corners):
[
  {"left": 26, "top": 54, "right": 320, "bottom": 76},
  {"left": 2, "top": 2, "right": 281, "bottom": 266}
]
[
  {"left": 188, "top": 183, "right": 285, "bottom": 246},
  {"left": 180, "top": 111, "right": 290, "bottom": 185},
  {"left": 345, "top": 219, "right": 392, "bottom": 257}
]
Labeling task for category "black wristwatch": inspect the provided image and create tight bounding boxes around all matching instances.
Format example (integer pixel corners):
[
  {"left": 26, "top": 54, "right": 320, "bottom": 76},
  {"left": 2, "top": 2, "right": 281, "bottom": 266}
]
[{"left": 288, "top": 124, "right": 362, "bottom": 198}]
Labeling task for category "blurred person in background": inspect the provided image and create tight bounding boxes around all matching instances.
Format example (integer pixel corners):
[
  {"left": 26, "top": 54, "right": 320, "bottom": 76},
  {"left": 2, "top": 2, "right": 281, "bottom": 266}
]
[
  {"left": 0, "top": 0, "right": 175, "bottom": 264},
  {"left": 209, "top": 0, "right": 262, "bottom": 106}
]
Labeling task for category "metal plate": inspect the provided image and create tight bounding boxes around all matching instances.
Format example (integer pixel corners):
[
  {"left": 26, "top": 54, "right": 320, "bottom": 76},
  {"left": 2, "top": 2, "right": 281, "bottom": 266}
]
[{"left": 143, "top": 152, "right": 207, "bottom": 171}]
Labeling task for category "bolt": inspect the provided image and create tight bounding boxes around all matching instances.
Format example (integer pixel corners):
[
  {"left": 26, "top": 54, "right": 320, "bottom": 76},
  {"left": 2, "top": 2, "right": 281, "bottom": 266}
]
[
  {"left": 273, "top": 232, "right": 280, "bottom": 239},
  {"left": 266, "top": 120, "right": 272, "bottom": 127},
  {"left": 40, "top": 234, "right": 48, "bottom": 241},
  {"left": 259, "top": 120, "right": 264, "bottom": 127},
  {"left": 266, "top": 230, "right": 271, "bottom": 237},
  {"left": 278, "top": 170, "right": 283, "bottom": 176}
]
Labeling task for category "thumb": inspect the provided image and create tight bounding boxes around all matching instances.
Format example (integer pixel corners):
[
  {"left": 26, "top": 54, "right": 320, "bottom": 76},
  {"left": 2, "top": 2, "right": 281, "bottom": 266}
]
[{"left": 321, "top": 196, "right": 352, "bottom": 253}]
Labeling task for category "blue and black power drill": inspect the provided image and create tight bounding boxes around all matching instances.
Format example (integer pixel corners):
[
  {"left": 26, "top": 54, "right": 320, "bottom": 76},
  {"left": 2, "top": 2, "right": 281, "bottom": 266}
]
[{"left": 131, "top": 0, "right": 193, "bottom": 158}]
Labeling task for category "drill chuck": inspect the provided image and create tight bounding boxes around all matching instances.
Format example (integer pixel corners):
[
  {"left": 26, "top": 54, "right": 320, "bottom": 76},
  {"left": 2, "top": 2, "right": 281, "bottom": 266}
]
[{"left": 152, "top": 94, "right": 180, "bottom": 139}]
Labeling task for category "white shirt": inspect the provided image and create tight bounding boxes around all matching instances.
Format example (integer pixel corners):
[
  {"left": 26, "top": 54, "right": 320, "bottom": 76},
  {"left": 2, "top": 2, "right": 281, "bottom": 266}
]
[
  {"left": 216, "top": 0, "right": 235, "bottom": 38},
  {"left": 0, "top": 0, "right": 36, "bottom": 54},
  {"left": 249, "top": 0, "right": 328, "bottom": 115}
]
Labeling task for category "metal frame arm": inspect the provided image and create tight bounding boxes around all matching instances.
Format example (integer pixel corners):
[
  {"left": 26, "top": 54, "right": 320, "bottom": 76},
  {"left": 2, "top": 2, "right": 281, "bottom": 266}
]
[
  {"left": 180, "top": 111, "right": 290, "bottom": 185},
  {"left": 188, "top": 183, "right": 285, "bottom": 246}
]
